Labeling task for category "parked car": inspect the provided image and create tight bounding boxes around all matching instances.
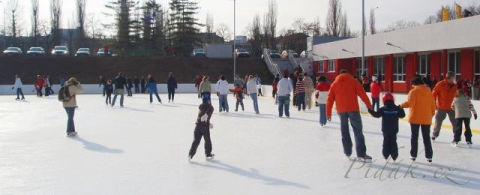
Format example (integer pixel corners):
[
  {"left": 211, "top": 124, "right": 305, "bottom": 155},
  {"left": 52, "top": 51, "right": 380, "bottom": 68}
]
[
  {"left": 192, "top": 48, "right": 206, "bottom": 57},
  {"left": 51, "top": 46, "right": 69, "bottom": 56},
  {"left": 269, "top": 50, "right": 281, "bottom": 58},
  {"left": 97, "top": 48, "right": 113, "bottom": 56},
  {"left": 3, "top": 47, "right": 23, "bottom": 56},
  {"left": 26, "top": 47, "right": 46, "bottom": 56},
  {"left": 75, "top": 48, "right": 91, "bottom": 56},
  {"left": 236, "top": 48, "right": 250, "bottom": 58}
]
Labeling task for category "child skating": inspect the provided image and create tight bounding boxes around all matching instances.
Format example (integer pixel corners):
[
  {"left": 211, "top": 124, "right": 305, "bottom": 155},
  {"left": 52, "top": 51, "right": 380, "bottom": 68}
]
[
  {"left": 368, "top": 93, "right": 405, "bottom": 162},
  {"left": 229, "top": 84, "right": 245, "bottom": 112},
  {"left": 105, "top": 80, "right": 114, "bottom": 105},
  {"left": 188, "top": 96, "right": 215, "bottom": 161},
  {"left": 451, "top": 89, "right": 477, "bottom": 147}
]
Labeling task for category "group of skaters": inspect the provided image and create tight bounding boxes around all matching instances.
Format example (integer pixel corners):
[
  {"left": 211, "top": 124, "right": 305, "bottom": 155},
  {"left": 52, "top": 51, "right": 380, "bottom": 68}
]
[
  {"left": 98, "top": 72, "right": 178, "bottom": 107},
  {"left": 11, "top": 74, "right": 65, "bottom": 101},
  {"left": 10, "top": 69, "right": 478, "bottom": 162}
]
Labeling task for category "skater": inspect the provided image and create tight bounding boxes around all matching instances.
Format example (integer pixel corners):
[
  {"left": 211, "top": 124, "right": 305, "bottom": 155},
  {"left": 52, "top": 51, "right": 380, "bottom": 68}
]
[
  {"left": 247, "top": 75, "right": 260, "bottom": 114},
  {"left": 105, "top": 80, "right": 114, "bottom": 105},
  {"left": 303, "top": 73, "right": 314, "bottom": 110},
  {"left": 369, "top": 93, "right": 406, "bottom": 162},
  {"left": 400, "top": 76, "right": 436, "bottom": 163},
  {"left": 167, "top": 72, "right": 178, "bottom": 103},
  {"left": 255, "top": 74, "right": 263, "bottom": 96},
  {"left": 327, "top": 69, "right": 373, "bottom": 161},
  {"left": 315, "top": 76, "right": 329, "bottom": 126},
  {"left": 295, "top": 76, "right": 306, "bottom": 111},
  {"left": 43, "top": 76, "right": 51, "bottom": 96},
  {"left": 272, "top": 74, "right": 280, "bottom": 99},
  {"left": 12, "top": 74, "right": 25, "bottom": 100},
  {"left": 194, "top": 75, "right": 203, "bottom": 98},
  {"left": 147, "top": 74, "right": 162, "bottom": 104},
  {"left": 140, "top": 76, "right": 147, "bottom": 93},
  {"left": 99, "top": 75, "right": 106, "bottom": 96},
  {"left": 451, "top": 89, "right": 477, "bottom": 147},
  {"left": 59, "top": 76, "right": 66, "bottom": 87},
  {"left": 432, "top": 72, "right": 457, "bottom": 141},
  {"left": 35, "top": 75, "right": 44, "bottom": 97},
  {"left": 290, "top": 73, "right": 298, "bottom": 106},
  {"left": 229, "top": 84, "right": 245, "bottom": 112},
  {"left": 199, "top": 76, "right": 212, "bottom": 104},
  {"left": 46, "top": 75, "right": 55, "bottom": 95},
  {"left": 234, "top": 74, "right": 244, "bottom": 88},
  {"left": 59, "top": 77, "right": 83, "bottom": 137},
  {"left": 188, "top": 96, "right": 215, "bottom": 161},
  {"left": 216, "top": 75, "right": 230, "bottom": 112},
  {"left": 370, "top": 76, "right": 382, "bottom": 111},
  {"left": 277, "top": 72, "right": 293, "bottom": 118},
  {"left": 126, "top": 76, "right": 133, "bottom": 97},
  {"left": 133, "top": 76, "right": 140, "bottom": 93},
  {"left": 112, "top": 72, "right": 127, "bottom": 107}
]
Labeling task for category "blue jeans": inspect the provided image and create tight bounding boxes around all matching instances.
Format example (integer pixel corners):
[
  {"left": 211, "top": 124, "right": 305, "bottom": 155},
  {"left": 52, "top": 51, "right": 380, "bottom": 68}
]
[
  {"left": 201, "top": 92, "right": 211, "bottom": 104},
  {"left": 319, "top": 104, "right": 327, "bottom": 125},
  {"left": 112, "top": 89, "right": 124, "bottom": 107},
  {"left": 278, "top": 95, "right": 290, "bottom": 117},
  {"left": 16, "top": 88, "right": 24, "bottom": 99},
  {"left": 296, "top": 93, "right": 306, "bottom": 111},
  {"left": 218, "top": 95, "right": 229, "bottom": 112},
  {"left": 339, "top": 112, "right": 367, "bottom": 157},
  {"left": 250, "top": 93, "right": 259, "bottom": 114},
  {"left": 372, "top": 97, "right": 380, "bottom": 111},
  {"left": 149, "top": 91, "right": 161, "bottom": 103},
  {"left": 65, "top": 107, "right": 76, "bottom": 133}
]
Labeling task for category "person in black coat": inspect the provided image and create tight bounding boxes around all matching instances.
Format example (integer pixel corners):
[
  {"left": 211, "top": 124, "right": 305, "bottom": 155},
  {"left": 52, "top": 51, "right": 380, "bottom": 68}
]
[
  {"left": 99, "top": 75, "right": 106, "bottom": 96},
  {"left": 105, "top": 79, "right": 114, "bottom": 105},
  {"left": 133, "top": 76, "right": 140, "bottom": 93},
  {"left": 126, "top": 76, "right": 133, "bottom": 96},
  {"left": 112, "top": 72, "right": 127, "bottom": 107},
  {"left": 368, "top": 93, "right": 406, "bottom": 161},
  {"left": 188, "top": 96, "right": 215, "bottom": 161},
  {"left": 140, "top": 76, "right": 147, "bottom": 93},
  {"left": 167, "top": 72, "right": 178, "bottom": 103}
]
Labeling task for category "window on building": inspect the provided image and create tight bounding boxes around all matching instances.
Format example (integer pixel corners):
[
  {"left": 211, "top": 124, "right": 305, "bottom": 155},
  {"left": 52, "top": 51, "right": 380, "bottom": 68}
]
[
  {"left": 356, "top": 58, "right": 368, "bottom": 78},
  {"left": 328, "top": 60, "right": 335, "bottom": 72},
  {"left": 373, "top": 57, "right": 384, "bottom": 81},
  {"left": 318, "top": 62, "right": 325, "bottom": 73},
  {"left": 475, "top": 50, "right": 479, "bottom": 76},
  {"left": 448, "top": 51, "right": 461, "bottom": 78},
  {"left": 418, "top": 54, "right": 429, "bottom": 76},
  {"left": 393, "top": 56, "right": 406, "bottom": 81}
]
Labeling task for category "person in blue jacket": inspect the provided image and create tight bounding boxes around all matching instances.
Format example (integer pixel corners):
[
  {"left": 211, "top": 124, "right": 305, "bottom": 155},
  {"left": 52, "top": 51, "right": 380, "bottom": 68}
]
[
  {"left": 147, "top": 74, "right": 162, "bottom": 104},
  {"left": 368, "top": 93, "right": 406, "bottom": 162},
  {"left": 167, "top": 72, "right": 178, "bottom": 103}
]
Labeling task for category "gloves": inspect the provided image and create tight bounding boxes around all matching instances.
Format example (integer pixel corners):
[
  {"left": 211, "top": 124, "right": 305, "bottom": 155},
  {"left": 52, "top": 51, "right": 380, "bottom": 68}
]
[
  {"left": 368, "top": 109, "right": 374, "bottom": 115},
  {"left": 474, "top": 114, "right": 477, "bottom": 120},
  {"left": 209, "top": 123, "right": 214, "bottom": 129},
  {"left": 200, "top": 113, "right": 209, "bottom": 122}
]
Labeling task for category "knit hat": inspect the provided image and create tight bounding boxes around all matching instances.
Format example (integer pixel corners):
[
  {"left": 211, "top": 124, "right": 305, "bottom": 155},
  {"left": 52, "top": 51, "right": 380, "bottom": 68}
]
[{"left": 382, "top": 93, "right": 394, "bottom": 104}]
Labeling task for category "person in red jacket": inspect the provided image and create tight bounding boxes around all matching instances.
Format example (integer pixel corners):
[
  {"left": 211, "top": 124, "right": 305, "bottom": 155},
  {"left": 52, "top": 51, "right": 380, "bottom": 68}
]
[
  {"left": 327, "top": 70, "right": 373, "bottom": 161},
  {"left": 35, "top": 75, "right": 44, "bottom": 97},
  {"left": 229, "top": 84, "right": 245, "bottom": 112},
  {"left": 314, "top": 76, "right": 330, "bottom": 126},
  {"left": 431, "top": 72, "right": 457, "bottom": 140},
  {"left": 370, "top": 75, "right": 382, "bottom": 111}
]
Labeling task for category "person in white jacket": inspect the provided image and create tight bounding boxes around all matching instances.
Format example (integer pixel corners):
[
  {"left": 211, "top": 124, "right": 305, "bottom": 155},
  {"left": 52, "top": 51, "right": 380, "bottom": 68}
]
[
  {"left": 216, "top": 75, "right": 230, "bottom": 112},
  {"left": 277, "top": 73, "right": 293, "bottom": 118},
  {"left": 247, "top": 75, "right": 260, "bottom": 114},
  {"left": 13, "top": 74, "right": 25, "bottom": 100}
]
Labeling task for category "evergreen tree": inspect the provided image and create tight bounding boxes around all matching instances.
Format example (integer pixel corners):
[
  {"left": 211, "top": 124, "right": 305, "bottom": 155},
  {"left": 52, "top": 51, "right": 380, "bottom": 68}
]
[
  {"left": 168, "top": 0, "right": 201, "bottom": 56},
  {"left": 141, "top": 0, "right": 165, "bottom": 56},
  {"left": 105, "top": 0, "right": 137, "bottom": 56}
]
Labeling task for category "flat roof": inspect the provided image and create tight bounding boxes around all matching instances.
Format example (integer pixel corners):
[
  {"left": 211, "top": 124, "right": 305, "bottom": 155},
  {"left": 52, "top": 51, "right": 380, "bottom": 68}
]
[{"left": 313, "top": 15, "right": 480, "bottom": 61}]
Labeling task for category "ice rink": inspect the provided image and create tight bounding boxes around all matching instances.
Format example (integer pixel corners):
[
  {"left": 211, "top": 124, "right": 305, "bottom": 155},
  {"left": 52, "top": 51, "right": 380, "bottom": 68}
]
[{"left": 1, "top": 94, "right": 479, "bottom": 194}]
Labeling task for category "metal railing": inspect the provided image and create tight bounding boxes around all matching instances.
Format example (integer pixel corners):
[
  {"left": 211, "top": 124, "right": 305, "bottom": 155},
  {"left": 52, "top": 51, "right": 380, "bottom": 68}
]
[{"left": 263, "top": 48, "right": 281, "bottom": 76}]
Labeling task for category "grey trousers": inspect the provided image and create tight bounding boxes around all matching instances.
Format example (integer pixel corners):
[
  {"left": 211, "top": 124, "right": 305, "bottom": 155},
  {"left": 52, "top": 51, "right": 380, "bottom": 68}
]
[
  {"left": 339, "top": 112, "right": 367, "bottom": 157},
  {"left": 432, "top": 109, "right": 456, "bottom": 137}
]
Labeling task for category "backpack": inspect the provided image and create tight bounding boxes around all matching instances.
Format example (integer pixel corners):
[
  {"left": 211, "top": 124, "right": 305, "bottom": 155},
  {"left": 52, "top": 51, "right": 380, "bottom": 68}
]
[{"left": 58, "top": 85, "right": 72, "bottom": 102}]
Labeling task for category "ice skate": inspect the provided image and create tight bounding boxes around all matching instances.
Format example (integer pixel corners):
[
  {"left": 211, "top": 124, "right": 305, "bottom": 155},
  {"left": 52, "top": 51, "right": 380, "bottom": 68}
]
[
  {"left": 188, "top": 155, "right": 193, "bottom": 162},
  {"left": 451, "top": 141, "right": 458, "bottom": 147},
  {"left": 66, "top": 132, "right": 77, "bottom": 137},
  {"left": 206, "top": 154, "right": 215, "bottom": 161},
  {"left": 467, "top": 141, "right": 473, "bottom": 148},
  {"left": 410, "top": 156, "right": 416, "bottom": 161},
  {"left": 431, "top": 136, "right": 436, "bottom": 142},
  {"left": 357, "top": 155, "right": 372, "bottom": 163},
  {"left": 427, "top": 158, "right": 433, "bottom": 165}
]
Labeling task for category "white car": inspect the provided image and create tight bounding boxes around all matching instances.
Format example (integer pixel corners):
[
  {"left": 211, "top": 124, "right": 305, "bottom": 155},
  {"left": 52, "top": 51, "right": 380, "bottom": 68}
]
[
  {"left": 51, "top": 46, "right": 69, "bottom": 56},
  {"left": 27, "top": 47, "right": 46, "bottom": 56},
  {"left": 75, "top": 48, "right": 91, "bottom": 56},
  {"left": 3, "top": 47, "right": 23, "bottom": 56},
  {"left": 192, "top": 49, "right": 206, "bottom": 57}
]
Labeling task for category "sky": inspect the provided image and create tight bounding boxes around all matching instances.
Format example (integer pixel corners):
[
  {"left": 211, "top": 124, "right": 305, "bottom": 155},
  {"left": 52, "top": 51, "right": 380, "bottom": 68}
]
[{"left": 0, "top": 0, "right": 478, "bottom": 37}]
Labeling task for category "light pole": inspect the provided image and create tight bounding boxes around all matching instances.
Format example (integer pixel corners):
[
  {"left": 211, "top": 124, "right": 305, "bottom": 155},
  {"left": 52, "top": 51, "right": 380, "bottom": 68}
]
[
  {"left": 233, "top": 0, "right": 237, "bottom": 79},
  {"left": 362, "top": 0, "right": 365, "bottom": 75}
]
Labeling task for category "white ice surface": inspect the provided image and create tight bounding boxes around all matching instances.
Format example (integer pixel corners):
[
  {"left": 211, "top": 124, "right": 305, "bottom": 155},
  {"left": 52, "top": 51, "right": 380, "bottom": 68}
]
[{"left": 0, "top": 94, "right": 479, "bottom": 195}]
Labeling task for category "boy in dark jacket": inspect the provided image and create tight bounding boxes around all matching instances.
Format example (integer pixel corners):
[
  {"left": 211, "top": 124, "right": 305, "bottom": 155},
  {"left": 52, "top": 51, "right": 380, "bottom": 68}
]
[
  {"left": 105, "top": 80, "right": 114, "bottom": 105},
  {"left": 368, "top": 93, "right": 406, "bottom": 161},
  {"left": 188, "top": 96, "right": 215, "bottom": 161},
  {"left": 229, "top": 84, "right": 245, "bottom": 112}
]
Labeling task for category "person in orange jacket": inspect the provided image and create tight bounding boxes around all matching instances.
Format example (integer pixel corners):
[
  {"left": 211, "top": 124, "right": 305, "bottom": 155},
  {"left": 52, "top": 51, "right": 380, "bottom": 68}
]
[
  {"left": 431, "top": 72, "right": 457, "bottom": 141},
  {"left": 370, "top": 76, "right": 382, "bottom": 111},
  {"left": 229, "top": 84, "right": 245, "bottom": 112},
  {"left": 400, "top": 76, "right": 436, "bottom": 163},
  {"left": 327, "top": 70, "right": 373, "bottom": 161}
]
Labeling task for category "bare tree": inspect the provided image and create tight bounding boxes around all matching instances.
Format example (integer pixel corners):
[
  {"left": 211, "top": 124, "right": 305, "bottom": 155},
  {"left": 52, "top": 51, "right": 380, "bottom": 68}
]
[
  {"left": 50, "top": 0, "right": 62, "bottom": 47},
  {"left": 338, "top": 13, "right": 350, "bottom": 37},
  {"left": 31, "top": 0, "right": 40, "bottom": 45},
  {"left": 216, "top": 23, "right": 231, "bottom": 41},
  {"left": 325, "top": 0, "right": 342, "bottom": 37},
  {"left": 369, "top": 8, "right": 376, "bottom": 35},
  {"left": 75, "top": 0, "right": 87, "bottom": 48},
  {"left": 247, "top": 14, "right": 262, "bottom": 57},
  {"left": 7, "top": 0, "right": 20, "bottom": 46},
  {"left": 266, "top": 0, "right": 277, "bottom": 48},
  {"left": 205, "top": 13, "right": 214, "bottom": 33}
]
